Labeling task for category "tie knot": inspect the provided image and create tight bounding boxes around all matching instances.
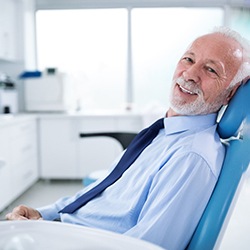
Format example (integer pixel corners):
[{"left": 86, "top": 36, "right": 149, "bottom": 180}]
[{"left": 150, "top": 118, "right": 164, "bottom": 132}]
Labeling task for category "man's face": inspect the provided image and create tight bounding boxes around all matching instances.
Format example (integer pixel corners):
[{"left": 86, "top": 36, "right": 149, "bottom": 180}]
[{"left": 169, "top": 33, "right": 242, "bottom": 116}]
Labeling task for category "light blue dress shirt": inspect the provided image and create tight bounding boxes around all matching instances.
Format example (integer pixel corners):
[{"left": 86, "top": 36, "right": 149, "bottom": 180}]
[{"left": 38, "top": 114, "right": 225, "bottom": 250}]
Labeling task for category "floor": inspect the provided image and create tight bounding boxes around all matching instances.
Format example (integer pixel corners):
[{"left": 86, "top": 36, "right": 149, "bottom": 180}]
[
  {"left": 0, "top": 176, "right": 250, "bottom": 250},
  {"left": 0, "top": 179, "right": 83, "bottom": 220}
]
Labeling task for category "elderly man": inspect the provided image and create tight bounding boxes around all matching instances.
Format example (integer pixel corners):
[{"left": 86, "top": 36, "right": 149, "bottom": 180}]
[{"left": 6, "top": 27, "right": 250, "bottom": 250}]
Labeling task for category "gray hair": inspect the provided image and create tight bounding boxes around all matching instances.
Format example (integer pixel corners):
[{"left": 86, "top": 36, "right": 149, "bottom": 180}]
[{"left": 212, "top": 26, "right": 250, "bottom": 88}]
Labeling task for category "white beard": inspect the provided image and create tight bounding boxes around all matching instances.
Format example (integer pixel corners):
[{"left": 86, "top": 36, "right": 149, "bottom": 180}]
[{"left": 169, "top": 77, "right": 229, "bottom": 115}]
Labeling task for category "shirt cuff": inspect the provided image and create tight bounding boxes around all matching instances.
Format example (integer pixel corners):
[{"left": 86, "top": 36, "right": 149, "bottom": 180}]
[{"left": 37, "top": 204, "right": 61, "bottom": 221}]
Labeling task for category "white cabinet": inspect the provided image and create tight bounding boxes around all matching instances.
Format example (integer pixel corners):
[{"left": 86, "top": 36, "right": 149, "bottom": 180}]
[
  {"left": 0, "top": 0, "right": 19, "bottom": 61},
  {"left": 0, "top": 117, "right": 39, "bottom": 212},
  {"left": 39, "top": 117, "right": 79, "bottom": 179},
  {"left": 10, "top": 119, "right": 39, "bottom": 198},
  {"left": 0, "top": 126, "right": 12, "bottom": 211},
  {"left": 38, "top": 114, "right": 143, "bottom": 179}
]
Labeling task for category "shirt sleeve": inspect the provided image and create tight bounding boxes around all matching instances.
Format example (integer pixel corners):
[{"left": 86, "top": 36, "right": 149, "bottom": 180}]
[
  {"left": 37, "top": 196, "right": 73, "bottom": 221},
  {"left": 124, "top": 152, "right": 218, "bottom": 250},
  {"left": 37, "top": 179, "right": 106, "bottom": 221},
  {"left": 37, "top": 151, "right": 125, "bottom": 221}
]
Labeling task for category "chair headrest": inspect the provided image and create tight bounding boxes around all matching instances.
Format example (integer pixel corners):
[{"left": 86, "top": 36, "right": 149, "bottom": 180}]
[{"left": 218, "top": 79, "right": 250, "bottom": 139}]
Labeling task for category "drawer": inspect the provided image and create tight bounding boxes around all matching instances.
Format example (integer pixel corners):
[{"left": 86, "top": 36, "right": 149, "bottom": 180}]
[
  {"left": 0, "top": 159, "right": 12, "bottom": 212},
  {"left": 11, "top": 155, "right": 38, "bottom": 198},
  {"left": 10, "top": 121, "right": 37, "bottom": 165},
  {"left": 10, "top": 136, "right": 37, "bottom": 165},
  {"left": 11, "top": 120, "right": 36, "bottom": 139}
]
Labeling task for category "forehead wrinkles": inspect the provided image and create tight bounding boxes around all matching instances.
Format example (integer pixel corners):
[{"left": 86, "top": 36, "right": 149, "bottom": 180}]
[{"left": 188, "top": 35, "right": 242, "bottom": 73}]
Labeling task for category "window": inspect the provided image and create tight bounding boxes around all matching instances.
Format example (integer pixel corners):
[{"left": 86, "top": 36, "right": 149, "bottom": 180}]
[
  {"left": 36, "top": 9, "right": 127, "bottom": 111},
  {"left": 229, "top": 8, "right": 250, "bottom": 41},
  {"left": 36, "top": 7, "right": 224, "bottom": 112}
]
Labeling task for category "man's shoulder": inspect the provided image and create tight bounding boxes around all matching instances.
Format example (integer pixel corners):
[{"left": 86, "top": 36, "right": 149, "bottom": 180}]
[{"left": 191, "top": 126, "right": 225, "bottom": 177}]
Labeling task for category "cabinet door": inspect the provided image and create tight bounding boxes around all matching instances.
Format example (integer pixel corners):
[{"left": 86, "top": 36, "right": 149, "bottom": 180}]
[
  {"left": 10, "top": 120, "right": 38, "bottom": 198},
  {"left": 39, "top": 118, "right": 79, "bottom": 179},
  {"left": 0, "top": 126, "right": 12, "bottom": 212}
]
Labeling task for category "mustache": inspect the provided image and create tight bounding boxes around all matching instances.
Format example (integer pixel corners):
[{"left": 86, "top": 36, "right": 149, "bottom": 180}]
[{"left": 176, "top": 77, "right": 202, "bottom": 95}]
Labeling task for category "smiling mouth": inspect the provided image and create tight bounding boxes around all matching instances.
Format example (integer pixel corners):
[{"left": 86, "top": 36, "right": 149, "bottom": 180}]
[{"left": 178, "top": 84, "right": 197, "bottom": 95}]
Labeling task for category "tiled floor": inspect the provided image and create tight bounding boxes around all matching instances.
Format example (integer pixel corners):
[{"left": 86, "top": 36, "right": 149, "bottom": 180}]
[{"left": 1, "top": 176, "right": 250, "bottom": 249}]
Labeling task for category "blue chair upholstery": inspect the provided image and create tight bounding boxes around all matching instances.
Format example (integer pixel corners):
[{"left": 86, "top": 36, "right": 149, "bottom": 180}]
[{"left": 187, "top": 80, "right": 250, "bottom": 250}]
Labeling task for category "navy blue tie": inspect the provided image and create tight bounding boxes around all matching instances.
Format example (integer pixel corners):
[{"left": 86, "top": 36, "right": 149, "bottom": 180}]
[{"left": 59, "top": 118, "right": 164, "bottom": 214}]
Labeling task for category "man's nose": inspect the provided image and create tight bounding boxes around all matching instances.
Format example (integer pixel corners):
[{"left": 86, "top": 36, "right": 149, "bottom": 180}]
[{"left": 182, "top": 65, "right": 201, "bottom": 83}]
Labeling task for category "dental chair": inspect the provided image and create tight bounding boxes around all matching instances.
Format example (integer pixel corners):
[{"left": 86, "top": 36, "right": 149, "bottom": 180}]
[
  {"left": 187, "top": 80, "right": 250, "bottom": 249},
  {"left": 79, "top": 132, "right": 137, "bottom": 150}
]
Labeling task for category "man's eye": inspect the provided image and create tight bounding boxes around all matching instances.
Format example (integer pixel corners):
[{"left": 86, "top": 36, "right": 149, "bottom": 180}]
[
  {"left": 183, "top": 57, "right": 193, "bottom": 63},
  {"left": 207, "top": 67, "right": 217, "bottom": 75}
]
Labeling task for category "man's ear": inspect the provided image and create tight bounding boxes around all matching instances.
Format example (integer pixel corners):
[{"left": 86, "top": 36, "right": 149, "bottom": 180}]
[{"left": 223, "top": 83, "right": 240, "bottom": 105}]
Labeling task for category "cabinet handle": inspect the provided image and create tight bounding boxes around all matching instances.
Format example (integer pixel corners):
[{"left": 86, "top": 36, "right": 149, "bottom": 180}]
[{"left": 0, "top": 159, "right": 6, "bottom": 168}]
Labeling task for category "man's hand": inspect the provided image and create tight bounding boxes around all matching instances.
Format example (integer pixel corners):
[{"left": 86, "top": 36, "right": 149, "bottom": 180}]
[{"left": 5, "top": 205, "right": 42, "bottom": 220}]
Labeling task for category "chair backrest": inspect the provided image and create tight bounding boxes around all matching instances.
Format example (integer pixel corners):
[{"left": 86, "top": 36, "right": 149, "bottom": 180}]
[
  {"left": 79, "top": 132, "right": 137, "bottom": 150},
  {"left": 187, "top": 80, "right": 250, "bottom": 250}
]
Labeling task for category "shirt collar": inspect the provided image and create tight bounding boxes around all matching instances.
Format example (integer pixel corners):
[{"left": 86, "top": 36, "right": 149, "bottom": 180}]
[{"left": 163, "top": 113, "right": 217, "bottom": 136}]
